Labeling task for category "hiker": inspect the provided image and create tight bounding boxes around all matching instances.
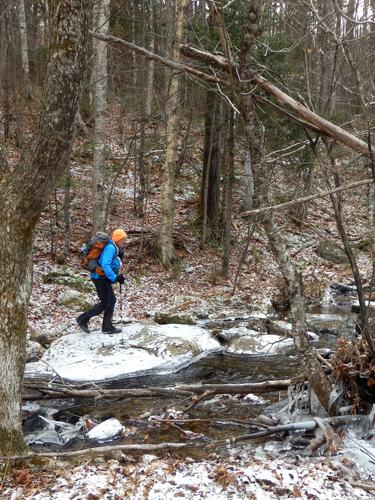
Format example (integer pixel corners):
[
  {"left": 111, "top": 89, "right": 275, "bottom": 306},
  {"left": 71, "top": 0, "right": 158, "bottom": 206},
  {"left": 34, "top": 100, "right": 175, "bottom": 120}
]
[{"left": 76, "top": 228, "right": 127, "bottom": 334}]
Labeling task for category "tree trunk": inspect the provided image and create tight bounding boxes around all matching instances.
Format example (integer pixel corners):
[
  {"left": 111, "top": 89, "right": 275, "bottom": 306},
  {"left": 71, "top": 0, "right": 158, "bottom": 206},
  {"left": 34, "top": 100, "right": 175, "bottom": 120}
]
[
  {"left": 158, "top": 0, "right": 189, "bottom": 267},
  {"left": 0, "top": 0, "right": 91, "bottom": 455},
  {"left": 179, "top": 43, "right": 375, "bottom": 156},
  {"left": 222, "top": 104, "right": 234, "bottom": 275},
  {"left": 0, "top": 1, "right": 6, "bottom": 140},
  {"left": 17, "top": 0, "right": 32, "bottom": 98},
  {"left": 62, "top": 160, "right": 72, "bottom": 263},
  {"left": 207, "top": 97, "right": 222, "bottom": 241},
  {"left": 242, "top": 150, "right": 254, "bottom": 211},
  {"left": 288, "top": 142, "right": 315, "bottom": 225},
  {"left": 145, "top": 0, "right": 155, "bottom": 117},
  {"left": 131, "top": 0, "right": 138, "bottom": 90},
  {"left": 201, "top": 90, "right": 222, "bottom": 243},
  {"left": 91, "top": 0, "right": 110, "bottom": 233},
  {"left": 316, "top": 0, "right": 335, "bottom": 114},
  {"left": 1, "top": 3, "right": 13, "bottom": 142},
  {"left": 135, "top": 0, "right": 147, "bottom": 217}
]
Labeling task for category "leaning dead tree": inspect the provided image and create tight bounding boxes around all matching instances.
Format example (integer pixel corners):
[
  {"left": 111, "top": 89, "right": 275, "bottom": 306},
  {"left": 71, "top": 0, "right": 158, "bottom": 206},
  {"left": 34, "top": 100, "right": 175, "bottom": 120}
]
[
  {"left": 90, "top": 35, "right": 375, "bottom": 156},
  {"left": 205, "top": 0, "right": 332, "bottom": 410}
]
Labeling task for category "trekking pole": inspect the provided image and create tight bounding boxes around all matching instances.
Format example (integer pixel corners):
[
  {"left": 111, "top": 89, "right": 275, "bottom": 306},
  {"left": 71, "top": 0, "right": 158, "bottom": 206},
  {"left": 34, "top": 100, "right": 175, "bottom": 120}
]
[{"left": 120, "top": 283, "right": 124, "bottom": 344}]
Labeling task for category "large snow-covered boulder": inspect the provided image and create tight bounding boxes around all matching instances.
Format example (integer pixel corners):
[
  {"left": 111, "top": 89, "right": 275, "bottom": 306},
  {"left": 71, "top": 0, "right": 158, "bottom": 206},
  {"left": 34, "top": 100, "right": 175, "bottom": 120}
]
[{"left": 25, "top": 323, "right": 221, "bottom": 382}]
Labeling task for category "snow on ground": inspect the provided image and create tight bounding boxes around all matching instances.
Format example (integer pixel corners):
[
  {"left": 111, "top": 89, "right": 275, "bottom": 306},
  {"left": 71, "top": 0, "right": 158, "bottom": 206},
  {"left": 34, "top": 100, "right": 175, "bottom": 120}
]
[{"left": 3, "top": 445, "right": 374, "bottom": 499}]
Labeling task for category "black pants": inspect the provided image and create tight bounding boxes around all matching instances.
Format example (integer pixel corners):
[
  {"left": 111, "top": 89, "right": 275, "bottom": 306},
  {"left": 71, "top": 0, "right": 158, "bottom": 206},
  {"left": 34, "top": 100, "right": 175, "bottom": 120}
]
[{"left": 77, "top": 278, "right": 116, "bottom": 331}]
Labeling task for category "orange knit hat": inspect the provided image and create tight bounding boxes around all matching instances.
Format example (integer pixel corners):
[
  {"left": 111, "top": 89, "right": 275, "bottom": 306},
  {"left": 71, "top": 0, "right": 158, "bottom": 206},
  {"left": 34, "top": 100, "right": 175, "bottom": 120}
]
[{"left": 112, "top": 228, "right": 127, "bottom": 243}]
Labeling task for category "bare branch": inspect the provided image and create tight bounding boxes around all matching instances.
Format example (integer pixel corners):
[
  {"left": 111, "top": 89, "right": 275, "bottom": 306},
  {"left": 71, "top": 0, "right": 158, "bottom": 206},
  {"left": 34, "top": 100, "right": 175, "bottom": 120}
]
[
  {"left": 332, "top": 0, "right": 375, "bottom": 25},
  {"left": 90, "top": 31, "right": 223, "bottom": 84},
  {"left": 242, "top": 178, "right": 373, "bottom": 217},
  {"left": 180, "top": 44, "right": 374, "bottom": 156}
]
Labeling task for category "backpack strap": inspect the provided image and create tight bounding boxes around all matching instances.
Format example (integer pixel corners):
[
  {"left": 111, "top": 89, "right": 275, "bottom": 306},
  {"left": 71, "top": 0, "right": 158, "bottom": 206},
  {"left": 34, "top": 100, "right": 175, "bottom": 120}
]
[{"left": 97, "top": 240, "right": 116, "bottom": 272}]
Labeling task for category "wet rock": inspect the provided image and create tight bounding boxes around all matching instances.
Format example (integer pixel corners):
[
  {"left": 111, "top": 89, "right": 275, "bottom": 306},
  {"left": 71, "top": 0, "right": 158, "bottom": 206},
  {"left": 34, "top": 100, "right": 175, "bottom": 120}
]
[
  {"left": 266, "top": 320, "right": 318, "bottom": 341},
  {"left": 352, "top": 238, "right": 371, "bottom": 253},
  {"left": 245, "top": 317, "right": 268, "bottom": 332},
  {"left": 171, "top": 295, "right": 193, "bottom": 306},
  {"left": 26, "top": 340, "right": 45, "bottom": 362},
  {"left": 330, "top": 283, "right": 357, "bottom": 295},
  {"left": 154, "top": 311, "right": 195, "bottom": 325},
  {"left": 306, "top": 313, "right": 348, "bottom": 335},
  {"left": 57, "top": 289, "right": 93, "bottom": 310},
  {"left": 200, "top": 314, "right": 267, "bottom": 332},
  {"left": 220, "top": 327, "right": 294, "bottom": 355},
  {"left": 29, "top": 323, "right": 72, "bottom": 348},
  {"left": 351, "top": 300, "right": 375, "bottom": 313},
  {"left": 316, "top": 239, "right": 348, "bottom": 264}
]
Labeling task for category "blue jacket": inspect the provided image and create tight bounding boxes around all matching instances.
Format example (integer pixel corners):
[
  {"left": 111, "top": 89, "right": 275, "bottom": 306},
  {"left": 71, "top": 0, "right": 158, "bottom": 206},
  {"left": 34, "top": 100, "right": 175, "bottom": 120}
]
[{"left": 91, "top": 240, "right": 121, "bottom": 283}]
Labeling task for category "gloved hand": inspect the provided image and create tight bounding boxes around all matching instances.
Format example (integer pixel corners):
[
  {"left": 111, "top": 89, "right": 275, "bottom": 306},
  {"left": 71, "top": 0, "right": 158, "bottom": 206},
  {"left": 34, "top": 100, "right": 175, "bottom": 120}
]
[{"left": 116, "top": 273, "right": 125, "bottom": 284}]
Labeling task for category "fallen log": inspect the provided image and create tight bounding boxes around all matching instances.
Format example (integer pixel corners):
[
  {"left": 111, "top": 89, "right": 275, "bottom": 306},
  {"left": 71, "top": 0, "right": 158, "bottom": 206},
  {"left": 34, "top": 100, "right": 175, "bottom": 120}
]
[
  {"left": 175, "top": 378, "right": 304, "bottom": 394},
  {"left": 225, "top": 414, "right": 370, "bottom": 445},
  {"left": 23, "top": 377, "right": 303, "bottom": 401},
  {"left": 23, "top": 386, "right": 193, "bottom": 400},
  {"left": 0, "top": 442, "right": 197, "bottom": 461}
]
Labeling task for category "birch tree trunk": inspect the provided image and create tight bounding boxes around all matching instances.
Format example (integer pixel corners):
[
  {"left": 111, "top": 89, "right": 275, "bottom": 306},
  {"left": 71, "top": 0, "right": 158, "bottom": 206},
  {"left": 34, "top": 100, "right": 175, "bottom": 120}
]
[
  {"left": 158, "top": 0, "right": 189, "bottom": 267},
  {"left": 145, "top": 0, "right": 155, "bottom": 117},
  {"left": 17, "top": 0, "right": 32, "bottom": 98},
  {"left": 91, "top": 0, "right": 110, "bottom": 233},
  {"left": 136, "top": 0, "right": 147, "bottom": 217},
  {"left": 0, "top": 0, "right": 90, "bottom": 455},
  {"left": 131, "top": 0, "right": 138, "bottom": 90}
]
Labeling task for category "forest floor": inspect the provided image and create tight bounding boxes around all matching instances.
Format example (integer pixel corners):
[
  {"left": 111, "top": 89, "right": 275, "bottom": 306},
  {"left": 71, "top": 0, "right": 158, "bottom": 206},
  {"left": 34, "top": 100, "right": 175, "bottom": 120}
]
[
  {"left": 3, "top": 113, "right": 375, "bottom": 498},
  {"left": 3, "top": 444, "right": 375, "bottom": 499}
]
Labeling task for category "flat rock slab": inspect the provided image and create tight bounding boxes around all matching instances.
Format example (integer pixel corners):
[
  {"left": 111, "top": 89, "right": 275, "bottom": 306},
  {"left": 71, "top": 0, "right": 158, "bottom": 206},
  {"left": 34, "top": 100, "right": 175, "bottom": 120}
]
[
  {"left": 306, "top": 313, "right": 350, "bottom": 334},
  {"left": 25, "top": 323, "right": 221, "bottom": 383},
  {"left": 214, "top": 326, "right": 295, "bottom": 354}
]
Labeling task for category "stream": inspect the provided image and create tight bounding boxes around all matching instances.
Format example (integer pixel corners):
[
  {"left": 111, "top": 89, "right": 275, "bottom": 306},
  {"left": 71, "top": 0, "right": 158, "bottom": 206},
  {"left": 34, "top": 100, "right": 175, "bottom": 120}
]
[{"left": 23, "top": 284, "right": 358, "bottom": 455}]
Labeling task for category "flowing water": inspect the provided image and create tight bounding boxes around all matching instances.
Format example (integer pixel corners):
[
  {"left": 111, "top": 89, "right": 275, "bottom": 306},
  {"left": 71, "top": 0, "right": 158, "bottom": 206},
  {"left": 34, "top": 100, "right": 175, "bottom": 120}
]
[{"left": 23, "top": 284, "right": 358, "bottom": 455}]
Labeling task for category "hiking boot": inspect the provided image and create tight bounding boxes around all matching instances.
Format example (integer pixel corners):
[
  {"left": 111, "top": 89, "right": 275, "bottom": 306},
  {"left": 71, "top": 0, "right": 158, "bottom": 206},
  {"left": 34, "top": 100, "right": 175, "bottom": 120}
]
[
  {"left": 102, "top": 326, "right": 122, "bottom": 334},
  {"left": 76, "top": 319, "right": 90, "bottom": 333}
]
